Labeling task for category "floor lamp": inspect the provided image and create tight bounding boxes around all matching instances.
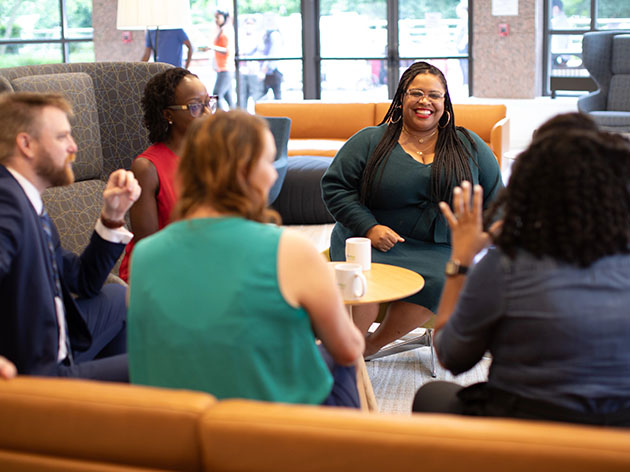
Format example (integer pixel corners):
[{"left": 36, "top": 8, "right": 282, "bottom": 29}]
[{"left": 117, "top": 0, "right": 192, "bottom": 63}]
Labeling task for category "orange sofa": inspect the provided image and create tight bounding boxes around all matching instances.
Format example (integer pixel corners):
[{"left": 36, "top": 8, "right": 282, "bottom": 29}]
[
  {"left": 255, "top": 101, "right": 510, "bottom": 166},
  {"left": 1, "top": 376, "right": 630, "bottom": 471}
]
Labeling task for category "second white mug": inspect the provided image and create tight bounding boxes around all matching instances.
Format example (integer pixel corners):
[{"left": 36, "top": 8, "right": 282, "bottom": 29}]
[
  {"left": 345, "top": 237, "right": 371, "bottom": 271},
  {"left": 334, "top": 263, "right": 367, "bottom": 300}
]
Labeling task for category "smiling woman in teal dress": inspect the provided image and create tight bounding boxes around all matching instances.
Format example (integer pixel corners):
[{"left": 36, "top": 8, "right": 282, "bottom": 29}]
[{"left": 321, "top": 61, "right": 503, "bottom": 357}]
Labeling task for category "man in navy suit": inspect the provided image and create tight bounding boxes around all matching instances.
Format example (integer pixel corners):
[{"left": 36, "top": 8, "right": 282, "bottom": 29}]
[{"left": 0, "top": 92, "right": 141, "bottom": 381}]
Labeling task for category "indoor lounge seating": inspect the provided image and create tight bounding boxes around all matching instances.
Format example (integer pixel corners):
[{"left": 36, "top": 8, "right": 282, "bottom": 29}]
[
  {"left": 255, "top": 101, "right": 510, "bottom": 165},
  {"left": 578, "top": 31, "right": 630, "bottom": 133},
  {"left": 270, "top": 154, "right": 335, "bottom": 225},
  {"left": 263, "top": 116, "right": 291, "bottom": 205},
  {"left": 1, "top": 376, "right": 629, "bottom": 472},
  {"left": 257, "top": 101, "right": 509, "bottom": 226},
  {"left": 259, "top": 101, "right": 509, "bottom": 226},
  {"left": 0, "top": 62, "right": 172, "bottom": 277}
]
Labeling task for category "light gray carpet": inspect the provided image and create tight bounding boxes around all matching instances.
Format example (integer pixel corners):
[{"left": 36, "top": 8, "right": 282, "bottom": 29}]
[{"left": 365, "top": 330, "right": 490, "bottom": 415}]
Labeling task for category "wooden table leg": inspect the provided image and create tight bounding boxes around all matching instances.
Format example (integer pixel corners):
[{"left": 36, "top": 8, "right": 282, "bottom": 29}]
[
  {"left": 348, "top": 306, "right": 377, "bottom": 412},
  {"left": 356, "top": 355, "right": 378, "bottom": 411}
]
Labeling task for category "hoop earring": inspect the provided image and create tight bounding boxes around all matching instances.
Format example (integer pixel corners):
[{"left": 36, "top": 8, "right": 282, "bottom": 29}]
[
  {"left": 389, "top": 105, "right": 402, "bottom": 124},
  {"left": 439, "top": 111, "right": 451, "bottom": 129}
]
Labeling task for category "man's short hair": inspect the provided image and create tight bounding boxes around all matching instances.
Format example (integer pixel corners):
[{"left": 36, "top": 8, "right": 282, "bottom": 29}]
[{"left": 0, "top": 92, "right": 73, "bottom": 164}]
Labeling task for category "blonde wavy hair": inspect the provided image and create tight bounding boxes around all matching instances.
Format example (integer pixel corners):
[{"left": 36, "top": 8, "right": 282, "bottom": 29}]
[{"left": 174, "top": 109, "right": 280, "bottom": 224}]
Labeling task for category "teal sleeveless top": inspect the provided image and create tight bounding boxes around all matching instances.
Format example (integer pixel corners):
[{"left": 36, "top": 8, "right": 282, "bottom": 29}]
[{"left": 128, "top": 217, "right": 333, "bottom": 404}]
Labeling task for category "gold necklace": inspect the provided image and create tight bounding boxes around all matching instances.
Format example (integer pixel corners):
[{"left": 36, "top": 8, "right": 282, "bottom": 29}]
[{"left": 402, "top": 127, "right": 438, "bottom": 156}]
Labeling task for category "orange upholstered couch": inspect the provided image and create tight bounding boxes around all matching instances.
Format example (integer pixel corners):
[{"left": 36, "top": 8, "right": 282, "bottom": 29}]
[
  {"left": 1, "top": 376, "right": 629, "bottom": 471},
  {"left": 255, "top": 101, "right": 510, "bottom": 166}
]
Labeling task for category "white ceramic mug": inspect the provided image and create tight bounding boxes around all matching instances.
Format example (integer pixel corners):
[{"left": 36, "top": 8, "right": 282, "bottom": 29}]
[
  {"left": 345, "top": 237, "right": 371, "bottom": 271},
  {"left": 335, "top": 263, "right": 367, "bottom": 300}
]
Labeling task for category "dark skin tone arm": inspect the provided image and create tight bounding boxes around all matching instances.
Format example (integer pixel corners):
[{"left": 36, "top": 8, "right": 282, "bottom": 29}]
[
  {"left": 141, "top": 47, "right": 152, "bottom": 62},
  {"left": 129, "top": 75, "right": 210, "bottom": 242},
  {"left": 183, "top": 39, "right": 193, "bottom": 68},
  {"left": 129, "top": 157, "right": 160, "bottom": 241}
]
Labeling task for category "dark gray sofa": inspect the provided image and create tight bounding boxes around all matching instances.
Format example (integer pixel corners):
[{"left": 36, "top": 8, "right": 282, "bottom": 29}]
[{"left": 271, "top": 155, "right": 335, "bottom": 225}]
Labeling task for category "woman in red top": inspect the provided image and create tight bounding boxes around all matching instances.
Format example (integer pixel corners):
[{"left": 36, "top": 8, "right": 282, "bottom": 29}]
[{"left": 119, "top": 68, "right": 214, "bottom": 281}]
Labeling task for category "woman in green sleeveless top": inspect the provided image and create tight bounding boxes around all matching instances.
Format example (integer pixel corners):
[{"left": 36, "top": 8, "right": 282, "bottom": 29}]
[{"left": 127, "top": 110, "right": 364, "bottom": 406}]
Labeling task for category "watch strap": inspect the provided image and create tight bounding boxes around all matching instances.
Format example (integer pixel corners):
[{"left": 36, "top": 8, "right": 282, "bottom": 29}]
[{"left": 445, "top": 259, "right": 469, "bottom": 276}]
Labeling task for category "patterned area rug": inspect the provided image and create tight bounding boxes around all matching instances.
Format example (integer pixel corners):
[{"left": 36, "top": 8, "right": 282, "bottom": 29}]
[{"left": 365, "top": 329, "right": 490, "bottom": 415}]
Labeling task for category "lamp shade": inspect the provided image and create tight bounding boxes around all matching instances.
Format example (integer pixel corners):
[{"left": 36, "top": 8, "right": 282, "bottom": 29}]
[{"left": 117, "top": 0, "right": 192, "bottom": 30}]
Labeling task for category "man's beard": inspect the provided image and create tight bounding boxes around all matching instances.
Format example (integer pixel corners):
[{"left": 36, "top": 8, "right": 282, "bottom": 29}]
[{"left": 35, "top": 150, "right": 75, "bottom": 187}]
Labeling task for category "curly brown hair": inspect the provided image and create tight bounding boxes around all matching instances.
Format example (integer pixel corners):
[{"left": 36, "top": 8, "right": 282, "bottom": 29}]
[
  {"left": 142, "top": 67, "right": 194, "bottom": 143},
  {"left": 174, "top": 110, "right": 280, "bottom": 224},
  {"left": 486, "top": 118, "right": 630, "bottom": 267}
]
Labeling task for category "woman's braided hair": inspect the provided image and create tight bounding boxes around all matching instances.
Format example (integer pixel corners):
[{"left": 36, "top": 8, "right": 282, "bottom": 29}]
[
  {"left": 360, "top": 61, "right": 476, "bottom": 205},
  {"left": 485, "top": 113, "right": 630, "bottom": 267},
  {"left": 142, "top": 67, "right": 194, "bottom": 143}
]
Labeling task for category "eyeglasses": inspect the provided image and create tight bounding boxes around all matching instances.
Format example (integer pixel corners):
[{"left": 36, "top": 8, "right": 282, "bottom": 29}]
[
  {"left": 167, "top": 95, "right": 218, "bottom": 117},
  {"left": 405, "top": 89, "right": 445, "bottom": 102}
]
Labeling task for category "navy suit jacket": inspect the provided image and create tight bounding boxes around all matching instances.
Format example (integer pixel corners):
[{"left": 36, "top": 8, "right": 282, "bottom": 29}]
[{"left": 0, "top": 166, "right": 125, "bottom": 376}]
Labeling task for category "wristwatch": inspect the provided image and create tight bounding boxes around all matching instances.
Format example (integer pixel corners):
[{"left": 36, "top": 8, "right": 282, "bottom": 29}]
[{"left": 445, "top": 259, "right": 469, "bottom": 277}]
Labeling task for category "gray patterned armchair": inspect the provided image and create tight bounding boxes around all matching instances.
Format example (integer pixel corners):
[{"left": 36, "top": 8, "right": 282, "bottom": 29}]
[
  {"left": 578, "top": 31, "right": 630, "bottom": 133},
  {"left": 0, "top": 62, "right": 173, "bottom": 278}
]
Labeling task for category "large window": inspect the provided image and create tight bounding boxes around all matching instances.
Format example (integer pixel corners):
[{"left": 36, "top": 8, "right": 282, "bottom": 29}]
[
  {"left": 220, "top": 0, "right": 470, "bottom": 107},
  {"left": 398, "top": 0, "right": 469, "bottom": 98},
  {"left": 0, "top": 0, "right": 94, "bottom": 68},
  {"left": 545, "top": 0, "right": 630, "bottom": 97},
  {"left": 319, "top": 1, "right": 388, "bottom": 101},
  {"left": 1, "top": 1, "right": 469, "bottom": 102}
]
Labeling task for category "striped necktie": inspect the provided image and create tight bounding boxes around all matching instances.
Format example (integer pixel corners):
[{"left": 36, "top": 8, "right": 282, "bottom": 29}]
[
  {"left": 39, "top": 209, "right": 63, "bottom": 297},
  {"left": 39, "top": 208, "right": 72, "bottom": 363}
]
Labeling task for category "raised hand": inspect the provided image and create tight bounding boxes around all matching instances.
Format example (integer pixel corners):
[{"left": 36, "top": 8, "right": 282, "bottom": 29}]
[
  {"left": 439, "top": 181, "right": 490, "bottom": 265},
  {"left": 101, "top": 169, "right": 141, "bottom": 223}
]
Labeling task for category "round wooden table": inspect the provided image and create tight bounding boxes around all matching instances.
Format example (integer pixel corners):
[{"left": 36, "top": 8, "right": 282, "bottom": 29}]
[
  {"left": 330, "top": 262, "right": 425, "bottom": 305},
  {"left": 330, "top": 262, "right": 425, "bottom": 411}
]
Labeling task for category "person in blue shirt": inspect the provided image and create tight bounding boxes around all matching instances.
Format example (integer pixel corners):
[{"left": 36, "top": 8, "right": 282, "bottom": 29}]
[{"left": 141, "top": 28, "right": 193, "bottom": 69}]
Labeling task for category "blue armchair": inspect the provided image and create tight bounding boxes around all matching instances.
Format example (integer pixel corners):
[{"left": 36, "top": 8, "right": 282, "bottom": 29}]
[
  {"left": 263, "top": 117, "right": 290, "bottom": 205},
  {"left": 578, "top": 31, "right": 630, "bottom": 133}
]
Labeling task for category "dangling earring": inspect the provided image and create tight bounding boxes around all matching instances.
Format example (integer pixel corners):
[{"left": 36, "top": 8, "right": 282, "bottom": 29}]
[{"left": 439, "top": 111, "right": 451, "bottom": 129}]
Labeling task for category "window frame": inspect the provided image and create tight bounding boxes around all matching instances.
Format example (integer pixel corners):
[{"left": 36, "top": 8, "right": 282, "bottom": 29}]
[
  {"left": 0, "top": 0, "right": 94, "bottom": 65},
  {"left": 232, "top": 0, "right": 472, "bottom": 101},
  {"left": 542, "top": 0, "right": 629, "bottom": 97}
]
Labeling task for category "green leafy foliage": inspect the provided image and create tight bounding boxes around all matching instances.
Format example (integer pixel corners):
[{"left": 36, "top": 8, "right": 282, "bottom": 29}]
[
  {"left": 235, "top": 0, "right": 300, "bottom": 15},
  {"left": 320, "top": 0, "right": 461, "bottom": 19}
]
